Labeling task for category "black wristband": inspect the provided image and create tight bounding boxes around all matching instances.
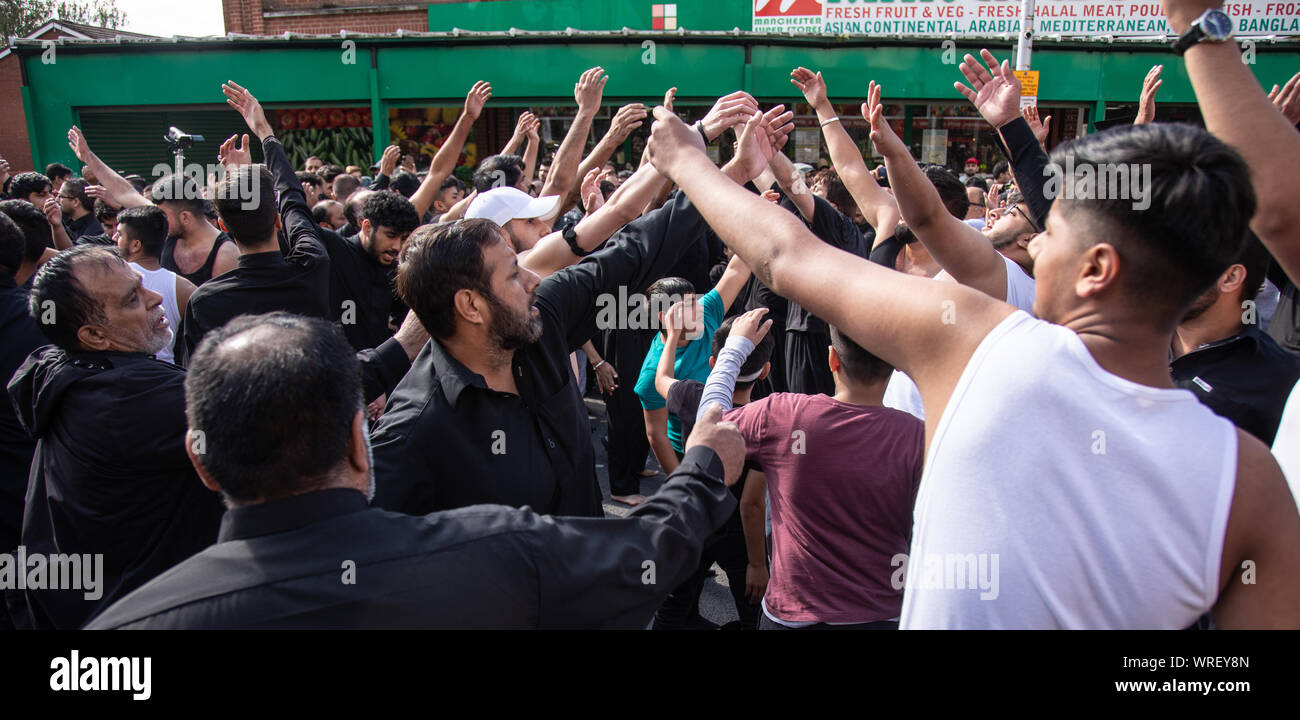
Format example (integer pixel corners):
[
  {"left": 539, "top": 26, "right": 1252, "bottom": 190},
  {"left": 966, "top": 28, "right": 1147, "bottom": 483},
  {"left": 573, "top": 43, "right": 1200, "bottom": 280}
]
[
  {"left": 562, "top": 222, "right": 593, "bottom": 257},
  {"left": 693, "top": 120, "right": 709, "bottom": 145}
]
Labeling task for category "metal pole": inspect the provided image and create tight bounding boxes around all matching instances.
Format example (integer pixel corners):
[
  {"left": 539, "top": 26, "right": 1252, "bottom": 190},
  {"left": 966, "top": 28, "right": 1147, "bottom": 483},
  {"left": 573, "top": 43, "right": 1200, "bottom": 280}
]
[{"left": 1016, "top": 0, "right": 1036, "bottom": 71}]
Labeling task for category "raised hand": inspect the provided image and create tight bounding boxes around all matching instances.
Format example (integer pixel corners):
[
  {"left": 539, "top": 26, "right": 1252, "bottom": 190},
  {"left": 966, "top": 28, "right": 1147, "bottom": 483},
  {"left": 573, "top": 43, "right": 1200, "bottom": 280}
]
[
  {"left": 732, "top": 110, "right": 777, "bottom": 181},
  {"left": 1135, "top": 64, "right": 1162, "bottom": 125},
  {"left": 42, "top": 196, "right": 62, "bottom": 226},
  {"left": 663, "top": 86, "right": 677, "bottom": 113},
  {"left": 222, "top": 81, "right": 273, "bottom": 140},
  {"left": 731, "top": 307, "right": 772, "bottom": 346},
  {"left": 575, "top": 67, "right": 608, "bottom": 114},
  {"left": 863, "top": 81, "right": 908, "bottom": 157},
  {"left": 790, "top": 67, "right": 829, "bottom": 109},
  {"left": 218, "top": 134, "right": 253, "bottom": 167},
  {"left": 762, "top": 104, "right": 796, "bottom": 153},
  {"left": 1022, "top": 105, "right": 1052, "bottom": 145},
  {"left": 463, "top": 81, "right": 492, "bottom": 122},
  {"left": 701, "top": 90, "right": 760, "bottom": 142},
  {"left": 954, "top": 49, "right": 1022, "bottom": 129},
  {"left": 580, "top": 167, "right": 605, "bottom": 214},
  {"left": 68, "top": 126, "right": 93, "bottom": 163},
  {"left": 379, "top": 144, "right": 401, "bottom": 177},
  {"left": 607, "top": 103, "right": 648, "bottom": 144},
  {"left": 645, "top": 105, "right": 707, "bottom": 180},
  {"left": 1268, "top": 71, "right": 1300, "bottom": 125},
  {"left": 522, "top": 112, "right": 540, "bottom": 142}
]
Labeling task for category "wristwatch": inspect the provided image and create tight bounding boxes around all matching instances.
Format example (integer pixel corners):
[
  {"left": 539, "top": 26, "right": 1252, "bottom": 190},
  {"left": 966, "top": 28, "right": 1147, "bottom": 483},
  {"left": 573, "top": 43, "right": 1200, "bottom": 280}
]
[
  {"left": 1171, "top": 9, "right": 1234, "bottom": 56},
  {"left": 562, "top": 221, "right": 592, "bottom": 257}
]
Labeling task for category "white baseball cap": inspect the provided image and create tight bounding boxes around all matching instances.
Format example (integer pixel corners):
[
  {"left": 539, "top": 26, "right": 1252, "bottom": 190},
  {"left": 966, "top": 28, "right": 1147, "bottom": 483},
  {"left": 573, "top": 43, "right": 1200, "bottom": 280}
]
[{"left": 466, "top": 187, "right": 560, "bottom": 227}]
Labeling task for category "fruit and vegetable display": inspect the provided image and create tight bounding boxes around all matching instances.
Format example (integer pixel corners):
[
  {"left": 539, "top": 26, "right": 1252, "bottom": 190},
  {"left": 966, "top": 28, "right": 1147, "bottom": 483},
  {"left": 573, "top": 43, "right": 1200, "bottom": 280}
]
[
  {"left": 276, "top": 107, "right": 374, "bottom": 168},
  {"left": 388, "top": 107, "right": 478, "bottom": 170}
]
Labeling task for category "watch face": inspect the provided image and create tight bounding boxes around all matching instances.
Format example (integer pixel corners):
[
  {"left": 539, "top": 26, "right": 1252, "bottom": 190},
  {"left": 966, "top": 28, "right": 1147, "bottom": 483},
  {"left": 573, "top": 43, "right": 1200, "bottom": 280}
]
[{"left": 1202, "top": 10, "right": 1234, "bottom": 40}]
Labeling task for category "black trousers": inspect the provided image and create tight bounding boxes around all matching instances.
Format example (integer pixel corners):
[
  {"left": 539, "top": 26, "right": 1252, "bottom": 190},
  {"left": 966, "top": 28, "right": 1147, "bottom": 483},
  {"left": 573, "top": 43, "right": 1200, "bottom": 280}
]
[
  {"left": 783, "top": 330, "right": 835, "bottom": 396},
  {"left": 601, "top": 328, "right": 653, "bottom": 497},
  {"left": 652, "top": 506, "right": 759, "bottom": 630}
]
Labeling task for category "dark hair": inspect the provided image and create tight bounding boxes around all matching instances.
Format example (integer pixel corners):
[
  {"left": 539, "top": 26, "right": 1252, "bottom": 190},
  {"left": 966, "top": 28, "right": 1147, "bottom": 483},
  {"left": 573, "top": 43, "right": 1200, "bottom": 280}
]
[
  {"left": 440, "top": 175, "right": 467, "bottom": 195},
  {"left": 473, "top": 154, "right": 525, "bottom": 193},
  {"left": 923, "top": 166, "right": 969, "bottom": 219},
  {"left": 0, "top": 211, "right": 23, "bottom": 276},
  {"left": 321, "top": 165, "right": 344, "bottom": 184},
  {"left": 151, "top": 174, "right": 206, "bottom": 217},
  {"left": 344, "top": 190, "right": 371, "bottom": 229},
  {"left": 964, "top": 176, "right": 989, "bottom": 192},
  {"left": 312, "top": 200, "right": 338, "bottom": 226},
  {"left": 647, "top": 276, "right": 695, "bottom": 336},
  {"left": 1236, "top": 231, "right": 1270, "bottom": 303},
  {"left": 44, "top": 163, "right": 73, "bottom": 182},
  {"left": 296, "top": 171, "right": 323, "bottom": 190},
  {"left": 61, "top": 178, "right": 94, "bottom": 213},
  {"left": 123, "top": 174, "right": 148, "bottom": 192},
  {"left": 0, "top": 199, "right": 52, "bottom": 262},
  {"left": 212, "top": 165, "right": 278, "bottom": 247},
  {"left": 390, "top": 171, "right": 420, "bottom": 199},
  {"left": 9, "top": 172, "right": 51, "bottom": 201},
  {"left": 185, "top": 312, "right": 363, "bottom": 503},
  {"left": 116, "top": 205, "right": 169, "bottom": 258},
  {"left": 28, "top": 245, "right": 122, "bottom": 349},
  {"left": 992, "top": 161, "right": 1010, "bottom": 179},
  {"left": 396, "top": 219, "right": 501, "bottom": 339},
  {"left": 1050, "top": 123, "right": 1255, "bottom": 311},
  {"left": 332, "top": 173, "right": 361, "bottom": 200},
  {"left": 93, "top": 198, "right": 119, "bottom": 222},
  {"left": 809, "top": 168, "right": 859, "bottom": 217},
  {"left": 829, "top": 325, "right": 893, "bottom": 384},
  {"left": 362, "top": 190, "right": 420, "bottom": 235},
  {"left": 711, "top": 316, "right": 775, "bottom": 390}
]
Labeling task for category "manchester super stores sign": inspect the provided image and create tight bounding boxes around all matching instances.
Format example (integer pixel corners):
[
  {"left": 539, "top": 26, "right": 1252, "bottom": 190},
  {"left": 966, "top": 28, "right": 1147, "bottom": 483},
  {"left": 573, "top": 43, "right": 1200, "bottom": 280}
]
[{"left": 752, "top": 0, "right": 1300, "bottom": 38}]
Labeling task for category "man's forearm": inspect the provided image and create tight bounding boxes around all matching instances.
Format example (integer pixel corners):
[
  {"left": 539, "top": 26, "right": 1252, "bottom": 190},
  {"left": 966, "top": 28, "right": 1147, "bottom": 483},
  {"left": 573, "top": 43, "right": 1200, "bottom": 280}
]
[
  {"left": 649, "top": 432, "right": 680, "bottom": 476},
  {"left": 412, "top": 113, "right": 476, "bottom": 215},
  {"left": 1185, "top": 39, "right": 1300, "bottom": 280},
  {"left": 541, "top": 109, "right": 596, "bottom": 200},
  {"left": 814, "top": 103, "right": 896, "bottom": 229},
  {"left": 997, "top": 117, "right": 1051, "bottom": 229},
  {"left": 768, "top": 152, "right": 815, "bottom": 221},
  {"left": 697, "top": 336, "right": 753, "bottom": 422},
  {"left": 522, "top": 134, "right": 540, "bottom": 187}
]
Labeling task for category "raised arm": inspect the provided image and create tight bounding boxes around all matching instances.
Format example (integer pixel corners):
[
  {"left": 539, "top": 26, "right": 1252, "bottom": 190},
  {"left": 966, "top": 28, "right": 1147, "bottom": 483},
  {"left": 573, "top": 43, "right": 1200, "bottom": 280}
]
[
  {"left": 1165, "top": 0, "right": 1300, "bottom": 283},
  {"left": 713, "top": 250, "right": 752, "bottom": 311},
  {"left": 645, "top": 106, "right": 1013, "bottom": 432},
  {"left": 557, "top": 103, "right": 648, "bottom": 216},
  {"left": 499, "top": 111, "right": 531, "bottom": 156},
  {"left": 520, "top": 112, "right": 541, "bottom": 187},
  {"left": 653, "top": 299, "right": 688, "bottom": 400},
  {"left": 521, "top": 161, "right": 669, "bottom": 278},
  {"left": 539, "top": 67, "right": 606, "bottom": 201},
  {"left": 790, "top": 67, "right": 900, "bottom": 238},
  {"left": 696, "top": 308, "right": 769, "bottom": 420},
  {"left": 955, "top": 50, "right": 1053, "bottom": 229},
  {"left": 1134, "top": 64, "right": 1163, "bottom": 126},
  {"left": 411, "top": 81, "right": 492, "bottom": 217},
  {"left": 222, "top": 81, "right": 325, "bottom": 265},
  {"left": 870, "top": 82, "right": 1009, "bottom": 301},
  {"left": 67, "top": 126, "right": 150, "bottom": 209}
]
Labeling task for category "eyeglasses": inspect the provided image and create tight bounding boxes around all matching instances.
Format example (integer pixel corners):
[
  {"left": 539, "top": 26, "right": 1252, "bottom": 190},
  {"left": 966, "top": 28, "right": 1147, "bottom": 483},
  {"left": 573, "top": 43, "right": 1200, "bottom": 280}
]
[{"left": 1008, "top": 204, "right": 1041, "bottom": 233}]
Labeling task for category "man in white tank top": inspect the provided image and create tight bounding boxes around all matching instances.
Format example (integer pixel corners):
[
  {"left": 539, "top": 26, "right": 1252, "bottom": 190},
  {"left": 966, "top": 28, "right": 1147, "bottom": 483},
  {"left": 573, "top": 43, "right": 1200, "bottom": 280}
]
[
  {"left": 113, "top": 206, "right": 196, "bottom": 364},
  {"left": 640, "top": 66, "right": 1300, "bottom": 628}
]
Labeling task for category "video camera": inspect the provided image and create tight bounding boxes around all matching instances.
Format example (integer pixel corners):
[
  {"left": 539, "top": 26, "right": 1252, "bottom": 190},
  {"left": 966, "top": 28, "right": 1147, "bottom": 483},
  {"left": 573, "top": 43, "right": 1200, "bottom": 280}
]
[{"left": 164, "top": 126, "right": 204, "bottom": 152}]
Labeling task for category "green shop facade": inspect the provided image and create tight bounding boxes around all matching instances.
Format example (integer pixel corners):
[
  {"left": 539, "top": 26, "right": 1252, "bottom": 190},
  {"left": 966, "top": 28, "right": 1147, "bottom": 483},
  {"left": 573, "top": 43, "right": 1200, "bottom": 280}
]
[{"left": 12, "top": 0, "right": 1300, "bottom": 178}]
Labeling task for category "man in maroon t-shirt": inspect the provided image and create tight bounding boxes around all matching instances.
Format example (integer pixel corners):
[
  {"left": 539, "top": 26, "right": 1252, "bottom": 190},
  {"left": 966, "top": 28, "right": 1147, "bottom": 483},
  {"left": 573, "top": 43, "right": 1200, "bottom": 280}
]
[{"left": 725, "top": 326, "right": 924, "bottom": 629}]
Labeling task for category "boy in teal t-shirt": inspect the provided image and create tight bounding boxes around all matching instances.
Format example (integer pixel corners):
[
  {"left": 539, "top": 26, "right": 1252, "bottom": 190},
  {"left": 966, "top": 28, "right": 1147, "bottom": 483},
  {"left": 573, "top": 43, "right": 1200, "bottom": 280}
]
[{"left": 635, "top": 287, "right": 726, "bottom": 453}]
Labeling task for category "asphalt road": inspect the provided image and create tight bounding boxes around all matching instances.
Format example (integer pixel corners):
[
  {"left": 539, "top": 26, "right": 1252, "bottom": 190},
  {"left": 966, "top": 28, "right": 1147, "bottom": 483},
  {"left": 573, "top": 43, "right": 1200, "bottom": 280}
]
[{"left": 585, "top": 396, "right": 742, "bottom": 629}]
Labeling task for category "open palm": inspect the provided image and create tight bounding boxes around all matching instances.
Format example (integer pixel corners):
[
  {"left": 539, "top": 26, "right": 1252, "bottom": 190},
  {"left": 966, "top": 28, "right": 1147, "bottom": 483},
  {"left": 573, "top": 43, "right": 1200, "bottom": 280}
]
[{"left": 955, "top": 49, "right": 1022, "bottom": 128}]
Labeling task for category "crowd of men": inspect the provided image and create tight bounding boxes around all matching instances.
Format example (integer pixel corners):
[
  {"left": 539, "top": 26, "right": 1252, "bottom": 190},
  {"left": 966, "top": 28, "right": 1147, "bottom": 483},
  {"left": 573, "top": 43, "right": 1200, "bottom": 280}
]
[{"left": 2, "top": 0, "right": 1299, "bottom": 629}]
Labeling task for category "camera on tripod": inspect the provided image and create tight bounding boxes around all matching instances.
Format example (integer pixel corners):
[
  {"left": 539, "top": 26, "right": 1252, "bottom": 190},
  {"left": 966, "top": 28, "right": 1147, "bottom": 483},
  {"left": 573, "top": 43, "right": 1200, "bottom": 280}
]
[{"left": 164, "top": 126, "right": 204, "bottom": 152}]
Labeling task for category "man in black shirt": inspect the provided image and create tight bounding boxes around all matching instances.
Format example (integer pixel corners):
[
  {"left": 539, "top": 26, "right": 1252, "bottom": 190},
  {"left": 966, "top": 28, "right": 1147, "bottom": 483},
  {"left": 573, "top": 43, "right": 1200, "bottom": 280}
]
[
  {"left": 7, "top": 245, "right": 225, "bottom": 629},
  {"left": 175, "top": 92, "right": 333, "bottom": 365},
  {"left": 1172, "top": 234, "right": 1300, "bottom": 444},
  {"left": 57, "top": 179, "right": 103, "bottom": 242},
  {"left": 320, "top": 190, "right": 419, "bottom": 351},
  {"left": 86, "top": 312, "right": 744, "bottom": 629},
  {"left": 0, "top": 213, "right": 45, "bottom": 561}
]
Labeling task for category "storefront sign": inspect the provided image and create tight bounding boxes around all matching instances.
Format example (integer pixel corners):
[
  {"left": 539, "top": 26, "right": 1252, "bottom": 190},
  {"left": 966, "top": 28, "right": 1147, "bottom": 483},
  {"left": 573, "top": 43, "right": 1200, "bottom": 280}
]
[{"left": 752, "top": 0, "right": 1300, "bottom": 39}]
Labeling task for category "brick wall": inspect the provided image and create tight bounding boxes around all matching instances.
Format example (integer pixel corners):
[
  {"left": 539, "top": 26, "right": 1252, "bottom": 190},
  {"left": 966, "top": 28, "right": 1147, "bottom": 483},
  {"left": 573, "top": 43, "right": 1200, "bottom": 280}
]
[
  {"left": 0, "top": 54, "right": 33, "bottom": 173},
  {"left": 224, "top": 0, "right": 498, "bottom": 35}
]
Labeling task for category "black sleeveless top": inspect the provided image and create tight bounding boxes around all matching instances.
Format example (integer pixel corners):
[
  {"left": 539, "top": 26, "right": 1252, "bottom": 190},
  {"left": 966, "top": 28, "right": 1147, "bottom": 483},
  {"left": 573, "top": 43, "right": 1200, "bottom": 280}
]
[{"left": 161, "top": 233, "right": 232, "bottom": 286}]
